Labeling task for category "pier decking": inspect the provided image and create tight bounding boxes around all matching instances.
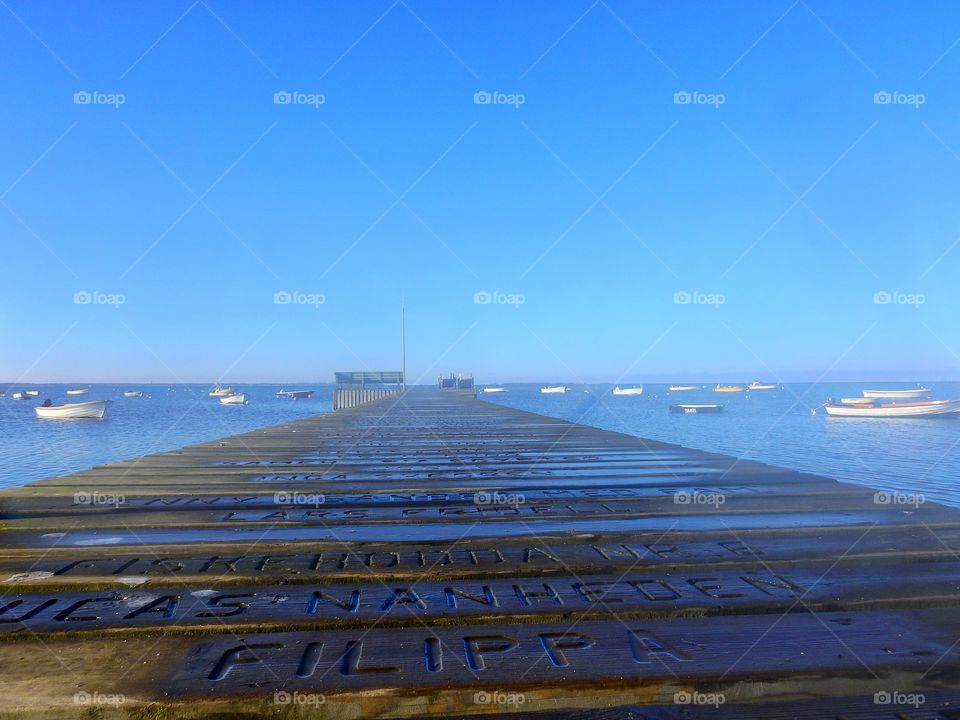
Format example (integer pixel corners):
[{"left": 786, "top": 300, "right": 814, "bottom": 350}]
[{"left": 2, "top": 389, "right": 960, "bottom": 717}]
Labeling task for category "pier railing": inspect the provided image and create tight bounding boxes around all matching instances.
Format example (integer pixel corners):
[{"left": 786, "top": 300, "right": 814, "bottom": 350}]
[
  {"left": 333, "top": 370, "right": 404, "bottom": 410},
  {"left": 333, "top": 386, "right": 401, "bottom": 410}
]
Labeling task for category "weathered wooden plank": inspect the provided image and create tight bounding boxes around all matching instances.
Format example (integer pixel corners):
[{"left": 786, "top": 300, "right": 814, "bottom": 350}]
[
  {"left": 2, "top": 521, "right": 960, "bottom": 588},
  {"left": 2, "top": 494, "right": 937, "bottom": 532},
  {"left": 0, "top": 611, "right": 957, "bottom": 711},
  {"left": 3, "top": 510, "right": 936, "bottom": 549},
  {"left": 0, "top": 479, "right": 854, "bottom": 510},
  {"left": 5, "top": 560, "right": 960, "bottom": 637}
]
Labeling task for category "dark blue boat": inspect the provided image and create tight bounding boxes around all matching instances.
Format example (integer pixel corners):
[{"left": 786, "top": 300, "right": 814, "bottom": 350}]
[{"left": 670, "top": 404, "right": 723, "bottom": 414}]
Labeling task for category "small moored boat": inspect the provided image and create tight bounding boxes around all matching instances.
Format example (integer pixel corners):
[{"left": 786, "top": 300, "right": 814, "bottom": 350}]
[
  {"left": 24, "top": 390, "right": 40, "bottom": 397},
  {"left": 12, "top": 392, "right": 28, "bottom": 400},
  {"left": 35, "top": 400, "right": 107, "bottom": 419},
  {"left": 612, "top": 386, "right": 644, "bottom": 396},
  {"left": 209, "top": 385, "right": 235, "bottom": 397},
  {"left": 713, "top": 384, "right": 746, "bottom": 393},
  {"left": 862, "top": 388, "right": 930, "bottom": 399},
  {"left": 747, "top": 381, "right": 780, "bottom": 390},
  {"left": 824, "top": 399, "right": 960, "bottom": 418},
  {"left": 671, "top": 404, "right": 723, "bottom": 414},
  {"left": 540, "top": 386, "right": 569, "bottom": 394},
  {"left": 123, "top": 391, "right": 144, "bottom": 398},
  {"left": 66, "top": 388, "right": 89, "bottom": 396},
  {"left": 276, "top": 389, "right": 314, "bottom": 400},
  {"left": 481, "top": 387, "right": 508, "bottom": 393},
  {"left": 220, "top": 393, "right": 248, "bottom": 405},
  {"left": 668, "top": 385, "right": 701, "bottom": 391}
]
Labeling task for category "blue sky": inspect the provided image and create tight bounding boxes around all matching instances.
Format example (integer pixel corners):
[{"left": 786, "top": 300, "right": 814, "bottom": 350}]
[{"left": 2, "top": 0, "right": 960, "bottom": 383}]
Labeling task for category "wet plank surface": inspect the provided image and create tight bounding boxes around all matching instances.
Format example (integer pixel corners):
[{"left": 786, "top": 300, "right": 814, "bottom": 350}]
[{"left": 1, "top": 388, "right": 959, "bottom": 717}]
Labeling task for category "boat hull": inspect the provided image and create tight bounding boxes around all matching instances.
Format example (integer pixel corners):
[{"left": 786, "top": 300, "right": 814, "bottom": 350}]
[
  {"left": 612, "top": 386, "right": 644, "bottom": 396},
  {"left": 748, "top": 384, "right": 779, "bottom": 390},
  {"left": 482, "top": 388, "right": 507, "bottom": 393},
  {"left": 862, "top": 388, "right": 930, "bottom": 399},
  {"left": 713, "top": 386, "right": 746, "bottom": 393},
  {"left": 35, "top": 400, "right": 107, "bottom": 419},
  {"left": 668, "top": 386, "right": 701, "bottom": 391},
  {"left": 66, "top": 389, "right": 89, "bottom": 396},
  {"left": 24, "top": 391, "right": 39, "bottom": 397},
  {"left": 220, "top": 393, "right": 248, "bottom": 405},
  {"left": 277, "top": 390, "right": 313, "bottom": 400},
  {"left": 540, "top": 387, "right": 568, "bottom": 394},
  {"left": 123, "top": 391, "right": 144, "bottom": 398},
  {"left": 671, "top": 404, "right": 723, "bottom": 414},
  {"left": 824, "top": 400, "right": 960, "bottom": 417}
]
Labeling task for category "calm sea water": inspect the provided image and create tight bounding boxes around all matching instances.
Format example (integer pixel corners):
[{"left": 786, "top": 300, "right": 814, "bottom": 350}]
[
  {"left": 0, "top": 384, "right": 334, "bottom": 489},
  {"left": 1, "top": 382, "right": 958, "bottom": 508},
  {"left": 485, "top": 382, "right": 960, "bottom": 509}
]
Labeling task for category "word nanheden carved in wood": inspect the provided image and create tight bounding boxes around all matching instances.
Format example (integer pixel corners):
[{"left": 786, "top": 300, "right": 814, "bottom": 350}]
[{"left": 0, "top": 570, "right": 805, "bottom": 632}]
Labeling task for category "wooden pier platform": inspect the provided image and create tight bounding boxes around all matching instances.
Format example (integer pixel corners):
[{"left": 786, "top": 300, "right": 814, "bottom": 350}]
[{"left": 1, "top": 389, "right": 960, "bottom": 717}]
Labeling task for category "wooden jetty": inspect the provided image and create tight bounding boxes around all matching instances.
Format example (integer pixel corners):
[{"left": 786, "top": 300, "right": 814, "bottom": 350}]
[{"left": 1, "top": 388, "right": 960, "bottom": 717}]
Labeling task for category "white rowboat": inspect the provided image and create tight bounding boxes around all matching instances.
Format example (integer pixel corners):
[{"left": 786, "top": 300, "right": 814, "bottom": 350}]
[
  {"left": 862, "top": 388, "right": 930, "bottom": 399},
  {"left": 123, "top": 391, "right": 144, "bottom": 398},
  {"left": 482, "top": 387, "right": 508, "bottom": 393},
  {"left": 540, "top": 386, "right": 569, "bottom": 394},
  {"left": 612, "top": 386, "right": 644, "bottom": 396},
  {"left": 824, "top": 399, "right": 960, "bottom": 417},
  {"left": 66, "top": 388, "right": 90, "bottom": 396},
  {"left": 748, "top": 381, "right": 780, "bottom": 390},
  {"left": 669, "top": 385, "right": 701, "bottom": 391},
  {"left": 220, "top": 393, "right": 248, "bottom": 405},
  {"left": 35, "top": 400, "right": 107, "bottom": 419},
  {"left": 24, "top": 390, "right": 40, "bottom": 397}
]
